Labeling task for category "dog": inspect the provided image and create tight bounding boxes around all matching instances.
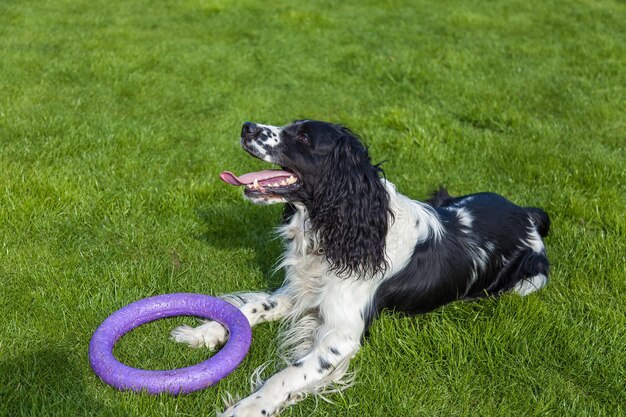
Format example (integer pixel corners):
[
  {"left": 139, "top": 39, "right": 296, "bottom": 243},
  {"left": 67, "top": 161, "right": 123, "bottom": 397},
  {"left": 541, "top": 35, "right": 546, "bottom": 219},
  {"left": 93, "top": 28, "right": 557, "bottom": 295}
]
[{"left": 172, "top": 120, "right": 550, "bottom": 416}]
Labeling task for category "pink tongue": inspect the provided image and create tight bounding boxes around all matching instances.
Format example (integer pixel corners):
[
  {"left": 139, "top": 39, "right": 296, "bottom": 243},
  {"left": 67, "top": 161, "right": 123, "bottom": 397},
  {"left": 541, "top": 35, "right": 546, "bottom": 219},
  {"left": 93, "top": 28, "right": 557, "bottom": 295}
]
[{"left": 219, "top": 170, "right": 293, "bottom": 186}]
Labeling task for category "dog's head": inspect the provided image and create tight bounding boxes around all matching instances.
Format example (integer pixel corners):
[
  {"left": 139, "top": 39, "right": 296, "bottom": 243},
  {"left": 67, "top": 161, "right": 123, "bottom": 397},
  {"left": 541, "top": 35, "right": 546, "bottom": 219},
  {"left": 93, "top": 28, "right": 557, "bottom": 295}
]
[
  {"left": 220, "top": 120, "right": 391, "bottom": 277},
  {"left": 220, "top": 121, "right": 338, "bottom": 204}
]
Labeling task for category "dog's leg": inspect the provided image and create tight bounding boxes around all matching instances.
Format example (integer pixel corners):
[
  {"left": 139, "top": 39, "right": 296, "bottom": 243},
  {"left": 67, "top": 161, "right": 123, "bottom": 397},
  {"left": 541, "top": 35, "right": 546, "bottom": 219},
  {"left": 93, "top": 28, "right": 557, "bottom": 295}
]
[
  {"left": 220, "top": 313, "right": 364, "bottom": 416},
  {"left": 171, "top": 292, "right": 292, "bottom": 349}
]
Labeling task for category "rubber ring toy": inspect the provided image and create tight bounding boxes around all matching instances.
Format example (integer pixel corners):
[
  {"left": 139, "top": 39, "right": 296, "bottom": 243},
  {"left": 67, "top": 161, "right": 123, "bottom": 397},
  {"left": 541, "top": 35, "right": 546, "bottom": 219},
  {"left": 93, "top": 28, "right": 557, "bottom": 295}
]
[{"left": 89, "top": 293, "right": 252, "bottom": 394}]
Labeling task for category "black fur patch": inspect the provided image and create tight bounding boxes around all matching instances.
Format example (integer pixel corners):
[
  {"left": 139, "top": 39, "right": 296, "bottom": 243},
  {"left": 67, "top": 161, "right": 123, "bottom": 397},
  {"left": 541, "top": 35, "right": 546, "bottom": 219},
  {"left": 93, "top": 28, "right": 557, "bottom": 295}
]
[
  {"left": 318, "top": 356, "right": 332, "bottom": 373},
  {"left": 367, "top": 192, "right": 550, "bottom": 328}
]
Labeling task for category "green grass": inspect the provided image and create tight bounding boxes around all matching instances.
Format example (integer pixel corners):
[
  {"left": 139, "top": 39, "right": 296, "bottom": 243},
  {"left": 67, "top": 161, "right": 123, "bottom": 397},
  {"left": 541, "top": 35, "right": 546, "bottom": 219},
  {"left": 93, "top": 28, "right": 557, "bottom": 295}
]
[{"left": 1, "top": 0, "right": 625, "bottom": 415}]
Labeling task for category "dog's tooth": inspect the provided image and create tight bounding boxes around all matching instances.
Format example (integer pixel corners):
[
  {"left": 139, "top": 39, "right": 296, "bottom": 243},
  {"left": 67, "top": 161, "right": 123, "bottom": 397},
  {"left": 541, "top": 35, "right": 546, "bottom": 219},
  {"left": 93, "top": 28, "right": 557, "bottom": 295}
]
[
  {"left": 253, "top": 178, "right": 259, "bottom": 189},
  {"left": 286, "top": 176, "right": 296, "bottom": 184},
  {"left": 280, "top": 180, "right": 287, "bottom": 186}
]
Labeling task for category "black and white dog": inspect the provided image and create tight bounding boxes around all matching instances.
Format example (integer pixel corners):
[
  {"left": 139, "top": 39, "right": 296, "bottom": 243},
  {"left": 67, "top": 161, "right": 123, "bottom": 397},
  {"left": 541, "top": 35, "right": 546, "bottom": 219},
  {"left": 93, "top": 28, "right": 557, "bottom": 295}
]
[{"left": 172, "top": 120, "right": 550, "bottom": 417}]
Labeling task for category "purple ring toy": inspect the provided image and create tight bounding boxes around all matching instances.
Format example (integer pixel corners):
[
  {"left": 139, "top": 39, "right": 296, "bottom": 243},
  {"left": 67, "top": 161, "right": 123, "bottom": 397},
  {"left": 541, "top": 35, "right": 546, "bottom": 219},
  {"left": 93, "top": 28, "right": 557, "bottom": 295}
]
[{"left": 89, "top": 293, "right": 252, "bottom": 394}]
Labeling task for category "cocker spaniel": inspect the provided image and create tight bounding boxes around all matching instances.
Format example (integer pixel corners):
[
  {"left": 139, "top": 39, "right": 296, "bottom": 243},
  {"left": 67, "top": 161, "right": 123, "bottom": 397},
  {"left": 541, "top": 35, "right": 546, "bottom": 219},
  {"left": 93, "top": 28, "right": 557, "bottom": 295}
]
[{"left": 172, "top": 120, "right": 550, "bottom": 417}]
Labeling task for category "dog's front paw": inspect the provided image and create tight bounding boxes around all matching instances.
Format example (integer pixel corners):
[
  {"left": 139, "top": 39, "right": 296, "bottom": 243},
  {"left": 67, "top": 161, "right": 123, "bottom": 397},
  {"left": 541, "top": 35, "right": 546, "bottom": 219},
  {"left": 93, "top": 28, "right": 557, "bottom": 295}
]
[
  {"left": 170, "top": 320, "right": 228, "bottom": 349},
  {"left": 218, "top": 395, "right": 276, "bottom": 417}
]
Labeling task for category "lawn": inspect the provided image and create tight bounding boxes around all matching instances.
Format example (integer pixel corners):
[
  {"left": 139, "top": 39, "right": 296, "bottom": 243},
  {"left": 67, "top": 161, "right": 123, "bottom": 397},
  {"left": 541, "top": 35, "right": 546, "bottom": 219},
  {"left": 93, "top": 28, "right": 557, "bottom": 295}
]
[{"left": 0, "top": 0, "right": 624, "bottom": 416}]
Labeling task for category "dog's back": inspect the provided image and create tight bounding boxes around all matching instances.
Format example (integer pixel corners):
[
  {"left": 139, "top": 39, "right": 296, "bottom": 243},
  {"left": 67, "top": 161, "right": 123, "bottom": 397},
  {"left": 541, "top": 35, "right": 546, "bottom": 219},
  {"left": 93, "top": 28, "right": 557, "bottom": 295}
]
[{"left": 428, "top": 187, "right": 550, "bottom": 237}]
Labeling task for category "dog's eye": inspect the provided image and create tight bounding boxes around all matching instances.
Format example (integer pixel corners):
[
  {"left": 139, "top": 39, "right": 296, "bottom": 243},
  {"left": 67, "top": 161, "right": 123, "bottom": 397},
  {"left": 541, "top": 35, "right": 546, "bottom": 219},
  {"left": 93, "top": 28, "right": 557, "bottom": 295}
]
[{"left": 296, "top": 134, "right": 310, "bottom": 145}]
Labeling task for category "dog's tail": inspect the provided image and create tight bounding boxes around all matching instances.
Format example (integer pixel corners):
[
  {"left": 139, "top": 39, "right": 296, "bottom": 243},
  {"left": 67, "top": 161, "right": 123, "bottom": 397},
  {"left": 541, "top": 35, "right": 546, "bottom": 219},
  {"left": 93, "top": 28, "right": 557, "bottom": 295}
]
[{"left": 525, "top": 207, "right": 551, "bottom": 238}]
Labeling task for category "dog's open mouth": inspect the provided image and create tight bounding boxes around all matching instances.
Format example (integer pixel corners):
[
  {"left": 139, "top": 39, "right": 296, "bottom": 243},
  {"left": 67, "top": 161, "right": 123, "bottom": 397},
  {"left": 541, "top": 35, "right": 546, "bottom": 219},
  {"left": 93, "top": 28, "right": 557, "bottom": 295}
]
[{"left": 219, "top": 169, "right": 300, "bottom": 195}]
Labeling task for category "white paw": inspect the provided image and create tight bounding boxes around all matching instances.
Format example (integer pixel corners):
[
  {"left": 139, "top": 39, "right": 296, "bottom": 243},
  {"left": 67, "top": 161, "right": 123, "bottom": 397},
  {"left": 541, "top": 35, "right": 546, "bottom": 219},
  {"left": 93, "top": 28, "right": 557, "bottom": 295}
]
[
  {"left": 513, "top": 274, "right": 548, "bottom": 296},
  {"left": 170, "top": 320, "right": 228, "bottom": 349}
]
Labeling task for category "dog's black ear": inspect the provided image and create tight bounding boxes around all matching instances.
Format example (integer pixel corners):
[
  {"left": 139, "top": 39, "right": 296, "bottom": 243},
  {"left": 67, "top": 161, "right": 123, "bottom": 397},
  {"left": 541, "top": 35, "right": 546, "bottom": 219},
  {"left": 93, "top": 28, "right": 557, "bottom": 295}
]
[{"left": 307, "top": 131, "right": 391, "bottom": 277}]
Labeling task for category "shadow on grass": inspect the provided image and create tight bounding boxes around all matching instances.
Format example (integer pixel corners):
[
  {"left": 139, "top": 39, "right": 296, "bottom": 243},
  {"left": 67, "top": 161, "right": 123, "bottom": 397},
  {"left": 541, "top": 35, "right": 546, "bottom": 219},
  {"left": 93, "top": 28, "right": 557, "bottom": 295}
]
[
  {"left": 0, "top": 348, "right": 124, "bottom": 417},
  {"left": 195, "top": 203, "right": 285, "bottom": 289}
]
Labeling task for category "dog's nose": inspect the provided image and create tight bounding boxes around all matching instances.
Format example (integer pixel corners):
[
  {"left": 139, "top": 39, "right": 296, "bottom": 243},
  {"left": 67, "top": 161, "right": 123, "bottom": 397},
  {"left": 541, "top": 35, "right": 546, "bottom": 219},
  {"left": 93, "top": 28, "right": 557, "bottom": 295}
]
[{"left": 241, "top": 122, "right": 259, "bottom": 138}]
